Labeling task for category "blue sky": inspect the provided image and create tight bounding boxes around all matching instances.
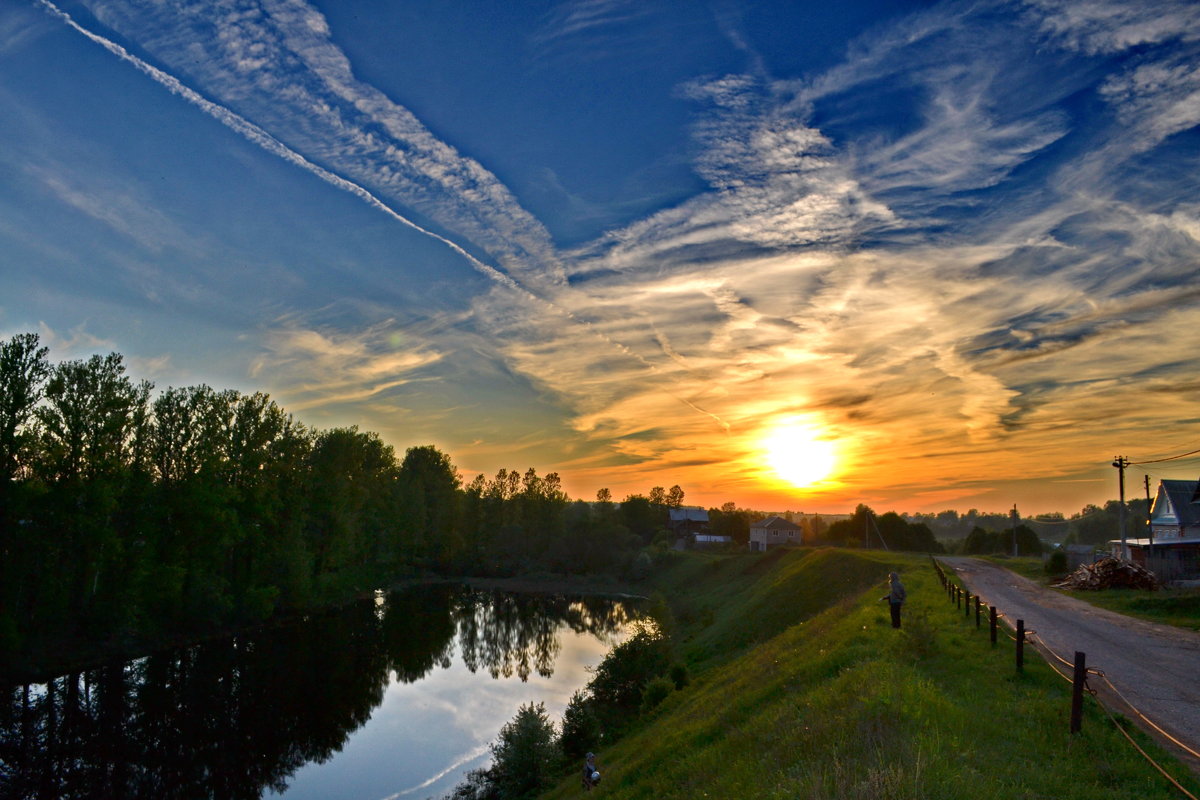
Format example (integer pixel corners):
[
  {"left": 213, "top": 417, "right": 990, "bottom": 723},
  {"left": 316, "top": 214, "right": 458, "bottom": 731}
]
[{"left": 2, "top": 0, "right": 1199, "bottom": 514}]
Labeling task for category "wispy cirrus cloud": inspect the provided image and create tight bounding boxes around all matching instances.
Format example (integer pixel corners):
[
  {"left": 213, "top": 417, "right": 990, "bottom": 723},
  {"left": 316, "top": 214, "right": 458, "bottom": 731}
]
[
  {"left": 78, "top": 0, "right": 566, "bottom": 292},
  {"left": 248, "top": 315, "right": 446, "bottom": 413},
  {"left": 476, "top": 0, "right": 1200, "bottom": 503},
  {"left": 36, "top": 0, "right": 1200, "bottom": 510}
]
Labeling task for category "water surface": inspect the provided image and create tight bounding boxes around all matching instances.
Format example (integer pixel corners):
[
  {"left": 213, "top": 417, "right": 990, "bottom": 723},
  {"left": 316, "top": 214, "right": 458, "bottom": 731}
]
[{"left": 0, "top": 586, "right": 635, "bottom": 799}]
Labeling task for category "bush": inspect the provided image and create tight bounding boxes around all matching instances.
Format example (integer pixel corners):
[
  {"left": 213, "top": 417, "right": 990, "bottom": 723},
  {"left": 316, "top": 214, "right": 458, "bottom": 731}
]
[
  {"left": 1045, "top": 550, "right": 1068, "bottom": 575},
  {"left": 669, "top": 661, "right": 690, "bottom": 689},
  {"left": 640, "top": 676, "right": 673, "bottom": 713},
  {"left": 588, "top": 622, "right": 672, "bottom": 714}
]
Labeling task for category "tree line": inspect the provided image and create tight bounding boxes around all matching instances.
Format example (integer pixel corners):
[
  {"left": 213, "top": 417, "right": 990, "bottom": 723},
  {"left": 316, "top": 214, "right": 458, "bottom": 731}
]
[{"left": 0, "top": 333, "right": 689, "bottom": 667}]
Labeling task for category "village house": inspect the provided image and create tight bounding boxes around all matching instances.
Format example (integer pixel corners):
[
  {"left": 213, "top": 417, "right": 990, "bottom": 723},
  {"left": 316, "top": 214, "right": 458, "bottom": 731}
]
[
  {"left": 669, "top": 508, "right": 727, "bottom": 549},
  {"left": 1113, "top": 478, "right": 1200, "bottom": 580},
  {"left": 748, "top": 515, "right": 802, "bottom": 552}
]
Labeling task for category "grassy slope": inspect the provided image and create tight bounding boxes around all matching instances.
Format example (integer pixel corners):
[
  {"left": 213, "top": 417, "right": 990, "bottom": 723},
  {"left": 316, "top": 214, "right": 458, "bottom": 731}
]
[{"left": 543, "top": 547, "right": 1200, "bottom": 800}]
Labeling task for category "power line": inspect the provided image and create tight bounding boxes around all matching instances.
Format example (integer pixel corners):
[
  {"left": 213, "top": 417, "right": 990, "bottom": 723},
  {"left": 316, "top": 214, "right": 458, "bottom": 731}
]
[{"left": 1130, "top": 446, "right": 1200, "bottom": 465}]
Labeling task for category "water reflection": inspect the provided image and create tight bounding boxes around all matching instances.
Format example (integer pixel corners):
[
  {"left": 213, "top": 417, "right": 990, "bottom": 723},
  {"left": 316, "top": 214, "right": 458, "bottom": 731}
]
[{"left": 0, "top": 586, "right": 634, "bottom": 800}]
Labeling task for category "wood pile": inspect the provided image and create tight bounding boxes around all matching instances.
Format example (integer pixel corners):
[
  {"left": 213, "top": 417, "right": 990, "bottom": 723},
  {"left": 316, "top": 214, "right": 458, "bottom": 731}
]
[{"left": 1054, "top": 557, "right": 1160, "bottom": 591}]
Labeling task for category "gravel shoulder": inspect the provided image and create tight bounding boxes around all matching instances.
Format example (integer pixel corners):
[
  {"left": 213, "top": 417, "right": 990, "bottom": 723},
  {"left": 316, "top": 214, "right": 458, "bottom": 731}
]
[{"left": 939, "top": 556, "right": 1200, "bottom": 768}]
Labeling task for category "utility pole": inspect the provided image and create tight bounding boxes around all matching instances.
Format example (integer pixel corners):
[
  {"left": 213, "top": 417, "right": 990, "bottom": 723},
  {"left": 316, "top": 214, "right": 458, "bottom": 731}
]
[
  {"left": 1011, "top": 504, "right": 1019, "bottom": 557},
  {"left": 1145, "top": 474, "right": 1154, "bottom": 560},
  {"left": 1112, "top": 456, "right": 1129, "bottom": 560}
]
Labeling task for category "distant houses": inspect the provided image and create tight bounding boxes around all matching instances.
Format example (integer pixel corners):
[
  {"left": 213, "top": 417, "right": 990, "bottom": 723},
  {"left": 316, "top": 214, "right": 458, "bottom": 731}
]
[
  {"left": 670, "top": 507, "right": 732, "bottom": 549},
  {"left": 748, "top": 515, "right": 802, "bottom": 552},
  {"left": 1113, "top": 478, "right": 1200, "bottom": 579}
]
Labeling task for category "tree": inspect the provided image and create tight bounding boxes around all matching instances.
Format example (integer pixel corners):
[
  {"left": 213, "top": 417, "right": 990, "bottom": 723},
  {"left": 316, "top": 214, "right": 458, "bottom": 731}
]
[
  {"left": 619, "top": 494, "right": 664, "bottom": 545},
  {"left": 0, "top": 332, "right": 49, "bottom": 483},
  {"left": 666, "top": 485, "right": 685, "bottom": 508},
  {"left": 709, "top": 502, "right": 754, "bottom": 546},
  {"left": 0, "top": 333, "right": 51, "bottom": 638},
  {"left": 398, "top": 445, "right": 462, "bottom": 567},
  {"left": 559, "top": 690, "right": 601, "bottom": 760},
  {"left": 488, "top": 702, "right": 558, "bottom": 800},
  {"left": 34, "top": 352, "right": 152, "bottom": 619}
]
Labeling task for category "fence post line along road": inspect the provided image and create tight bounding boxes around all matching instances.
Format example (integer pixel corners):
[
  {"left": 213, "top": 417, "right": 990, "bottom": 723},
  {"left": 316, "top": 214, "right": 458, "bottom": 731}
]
[{"left": 936, "top": 557, "right": 1200, "bottom": 776}]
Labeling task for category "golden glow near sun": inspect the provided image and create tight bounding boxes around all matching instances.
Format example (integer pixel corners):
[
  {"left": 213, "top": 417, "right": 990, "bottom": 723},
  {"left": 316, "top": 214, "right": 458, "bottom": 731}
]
[{"left": 761, "top": 420, "right": 839, "bottom": 489}]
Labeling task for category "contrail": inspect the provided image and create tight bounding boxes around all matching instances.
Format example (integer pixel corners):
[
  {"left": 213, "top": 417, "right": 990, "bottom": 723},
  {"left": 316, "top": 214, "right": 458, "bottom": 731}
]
[
  {"left": 380, "top": 742, "right": 490, "bottom": 798},
  {"left": 37, "top": 0, "right": 732, "bottom": 431},
  {"left": 35, "top": 0, "right": 527, "bottom": 295}
]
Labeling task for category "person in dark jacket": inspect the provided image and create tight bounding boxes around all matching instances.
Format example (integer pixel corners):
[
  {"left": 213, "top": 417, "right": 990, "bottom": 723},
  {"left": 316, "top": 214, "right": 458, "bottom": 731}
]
[{"left": 882, "top": 572, "right": 906, "bottom": 629}]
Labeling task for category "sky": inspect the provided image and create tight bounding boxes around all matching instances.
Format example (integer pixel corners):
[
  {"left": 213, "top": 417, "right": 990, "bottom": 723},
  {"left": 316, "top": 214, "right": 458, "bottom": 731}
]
[{"left": 1, "top": 0, "right": 1199, "bottom": 516}]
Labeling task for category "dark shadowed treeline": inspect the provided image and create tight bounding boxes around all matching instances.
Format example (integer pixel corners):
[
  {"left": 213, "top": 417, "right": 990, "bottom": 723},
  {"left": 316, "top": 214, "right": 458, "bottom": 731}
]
[
  {"left": 817, "top": 504, "right": 944, "bottom": 553},
  {"left": 0, "top": 334, "right": 660, "bottom": 671}
]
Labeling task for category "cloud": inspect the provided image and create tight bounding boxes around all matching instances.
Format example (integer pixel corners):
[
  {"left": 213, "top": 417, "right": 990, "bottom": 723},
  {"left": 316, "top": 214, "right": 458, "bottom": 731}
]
[
  {"left": 43, "top": 0, "right": 1200, "bottom": 511},
  {"left": 249, "top": 316, "right": 445, "bottom": 413},
  {"left": 532, "top": 0, "right": 651, "bottom": 46},
  {"left": 35, "top": 321, "right": 116, "bottom": 359},
  {"left": 76, "top": 0, "right": 565, "bottom": 292},
  {"left": 1025, "top": 0, "right": 1200, "bottom": 56},
  {"left": 25, "top": 161, "right": 195, "bottom": 254}
]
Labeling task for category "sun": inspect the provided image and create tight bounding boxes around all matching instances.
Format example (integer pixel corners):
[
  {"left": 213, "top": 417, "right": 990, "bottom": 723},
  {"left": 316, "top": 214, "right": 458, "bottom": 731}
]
[{"left": 761, "top": 421, "right": 838, "bottom": 489}]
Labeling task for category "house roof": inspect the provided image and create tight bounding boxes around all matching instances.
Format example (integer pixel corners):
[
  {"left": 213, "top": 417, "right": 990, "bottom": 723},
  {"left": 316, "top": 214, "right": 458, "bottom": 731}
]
[
  {"left": 1151, "top": 479, "right": 1200, "bottom": 529},
  {"left": 669, "top": 507, "right": 709, "bottom": 522},
  {"left": 1118, "top": 537, "right": 1200, "bottom": 547},
  {"left": 752, "top": 515, "right": 801, "bottom": 531}
]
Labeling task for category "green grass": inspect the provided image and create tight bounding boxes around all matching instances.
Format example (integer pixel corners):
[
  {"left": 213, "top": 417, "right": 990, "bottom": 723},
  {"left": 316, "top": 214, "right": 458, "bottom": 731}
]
[
  {"left": 541, "top": 548, "right": 1200, "bottom": 800},
  {"left": 975, "top": 555, "right": 1200, "bottom": 631},
  {"left": 1067, "top": 588, "right": 1200, "bottom": 631}
]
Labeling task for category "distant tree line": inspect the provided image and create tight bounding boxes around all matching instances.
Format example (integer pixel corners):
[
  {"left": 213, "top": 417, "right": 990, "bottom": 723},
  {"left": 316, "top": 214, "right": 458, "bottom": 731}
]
[
  {"left": 814, "top": 505, "right": 944, "bottom": 553},
  {"left": 907, "top": 501, "right": 1149, "bottom": 553},
  {"left": 0, "top": 333, "right": 683, "bottom": 665}
]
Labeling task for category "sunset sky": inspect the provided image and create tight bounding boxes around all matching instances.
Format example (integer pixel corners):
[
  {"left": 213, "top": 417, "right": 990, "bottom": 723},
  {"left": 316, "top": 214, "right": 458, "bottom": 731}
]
[{"left": 2, "top": 0, "right": 1199, "bottom": 515}]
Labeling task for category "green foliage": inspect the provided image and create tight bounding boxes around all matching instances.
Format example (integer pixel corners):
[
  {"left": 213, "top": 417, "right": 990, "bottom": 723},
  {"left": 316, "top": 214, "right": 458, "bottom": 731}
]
[
  {"left": 639, "top": 676, "right": 673, "bottom": 713},
  {"left": 825, "top": 505, "right": 945, "bottom": 553},
  {"left": 488, "top": 702, "right": 559, "bottom": 800},
  {"left": 587, "top": 622, "right": 673, "bottom": 718},
  {"left": 707, "top": 502, "right": 754, "bottom": 546},
  {"left": 669, "top": 662, "right": 690, "bottom": 690},
  {"left": 1045, "top": 549, "right": 1068, "bottom": 575},
  {"left": 559, "top": 690, "right": 602, "bottom": 760}
]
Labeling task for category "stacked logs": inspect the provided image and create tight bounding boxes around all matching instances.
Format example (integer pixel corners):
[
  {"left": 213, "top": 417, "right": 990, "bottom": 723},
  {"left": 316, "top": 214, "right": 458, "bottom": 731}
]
[{"left": 1054, "top": 556, "right": 1160, "bottom": 591}]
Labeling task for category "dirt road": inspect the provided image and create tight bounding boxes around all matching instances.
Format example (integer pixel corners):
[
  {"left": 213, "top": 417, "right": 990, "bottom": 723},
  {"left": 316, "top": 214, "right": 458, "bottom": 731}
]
[{"left": 939, "top": 557, "right": 1200, "bottom": 765}]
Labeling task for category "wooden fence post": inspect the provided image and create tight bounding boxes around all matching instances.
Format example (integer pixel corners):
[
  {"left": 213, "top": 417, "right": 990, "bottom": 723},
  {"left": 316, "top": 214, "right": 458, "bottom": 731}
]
[
  {"left": 955, "top": 586, "right": 961, "bottom": 609},
  {"left": 990, "top": 606, "right": 997, "bottom": 645},
  {"left": 1016, "top": 619, "right": 1025, "bottom": 671},
  {"left": 975, "top": 596, "right": 981, "bottom": 628},
  {"left": 1071, "top": 651, "right": 1087, "bottom": 734},
  {"left": 965, "top": 590, "right": 971, "bottom": 619}
]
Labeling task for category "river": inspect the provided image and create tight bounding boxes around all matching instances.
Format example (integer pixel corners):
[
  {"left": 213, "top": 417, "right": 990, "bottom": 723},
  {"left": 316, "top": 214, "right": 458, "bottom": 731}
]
[{"left": 0, "top": 585, "right": 637, "bottom": 800}]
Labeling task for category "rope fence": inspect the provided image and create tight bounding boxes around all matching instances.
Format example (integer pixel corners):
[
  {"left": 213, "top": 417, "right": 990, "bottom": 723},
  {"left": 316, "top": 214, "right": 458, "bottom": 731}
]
[{"left": 929, "top": 556, "right": 1199, "bottom": 800}]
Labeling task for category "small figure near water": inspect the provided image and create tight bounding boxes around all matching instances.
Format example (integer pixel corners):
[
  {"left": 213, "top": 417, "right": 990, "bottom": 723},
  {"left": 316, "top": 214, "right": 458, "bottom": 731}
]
[
  {"left": 882, "top": 572, "right": 906, "bottom": 629},
  {"left": 582, "top": 751, "right": 600, "bottom": 791}
]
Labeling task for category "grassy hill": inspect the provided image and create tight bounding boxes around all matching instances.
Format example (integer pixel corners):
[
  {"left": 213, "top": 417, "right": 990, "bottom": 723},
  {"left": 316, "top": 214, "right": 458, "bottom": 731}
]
[{"left": 541, "top": 547, "right": 1199, "bottom": 800}]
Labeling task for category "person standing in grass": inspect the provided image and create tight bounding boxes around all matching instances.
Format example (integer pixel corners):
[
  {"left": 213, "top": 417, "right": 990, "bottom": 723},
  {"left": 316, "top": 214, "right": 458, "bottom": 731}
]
[
  {"left": 582, "top": 752, "right": 600, "bottom": 791},
  {"left": 882, "top": 572, "right": 906, "bottom": 629}
]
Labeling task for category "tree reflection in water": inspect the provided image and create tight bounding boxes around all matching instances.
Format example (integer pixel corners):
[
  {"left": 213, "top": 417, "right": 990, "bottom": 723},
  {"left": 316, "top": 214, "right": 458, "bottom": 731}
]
[{"left": 0, "top": 586, "right": 635, "bottom": 799}]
